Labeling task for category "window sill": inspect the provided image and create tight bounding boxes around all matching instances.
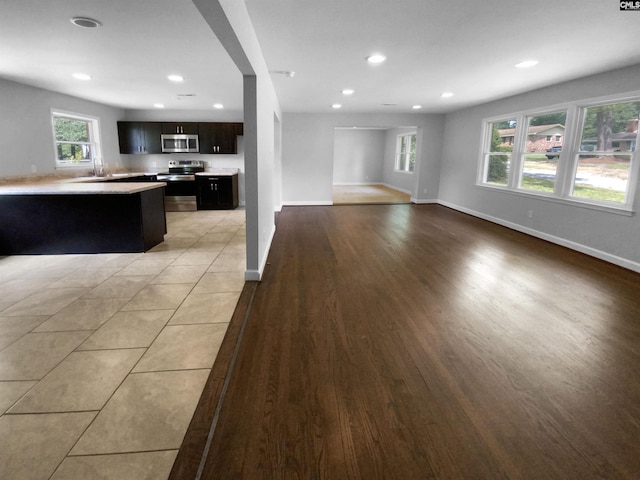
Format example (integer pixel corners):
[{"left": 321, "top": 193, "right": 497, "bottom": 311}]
[
  {"left": 476, "top": 183, "right": 635, "bottom": 217},
  {"left": 55, "top": 164, "right": 92, "bottom": 171},
  {"left": 394, "top": 170, "right": 414, "bottom": 175}
]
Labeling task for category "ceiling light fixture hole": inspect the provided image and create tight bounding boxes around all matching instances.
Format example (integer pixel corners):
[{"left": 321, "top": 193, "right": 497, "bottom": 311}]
[
  {"left": 366, "top": 53, "right": 386, "bottom": 64},
  {"left": 70, "top": 17, "right": 102, "bottom": 28}
]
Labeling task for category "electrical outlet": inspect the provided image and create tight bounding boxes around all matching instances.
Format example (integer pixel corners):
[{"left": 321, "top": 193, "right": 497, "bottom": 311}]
[
  {"left": 30, "top": 165, "right": 37, "bottom": 173},
  {"left": 528, "top": 210, "right": 534, "bottom": 219},
  {"left": 423, "top": 188, "right": 428, "bottom": 193}
]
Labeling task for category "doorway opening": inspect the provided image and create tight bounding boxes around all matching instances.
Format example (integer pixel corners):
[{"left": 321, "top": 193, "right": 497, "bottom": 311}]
[{"left": 332, "top": 126, "right": 417, "bottom": 205}]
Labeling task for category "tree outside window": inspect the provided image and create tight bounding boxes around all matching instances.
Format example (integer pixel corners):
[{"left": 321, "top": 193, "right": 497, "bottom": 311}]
[
  {"left": 479, "top": 98, "right": 640, "bottom": 210},
  {"left": 573, "top": 101, "right": 640, "bottom": 203},
  {"left": 484, "top": 119, "right": 515, "bottom": 186},
  {"left": 52, "top": 111, "right": 101, "bottom": 167}
]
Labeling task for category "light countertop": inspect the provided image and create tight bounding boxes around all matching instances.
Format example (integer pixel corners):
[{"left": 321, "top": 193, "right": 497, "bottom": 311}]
[
  {"left": 64, "top": 173, "right": 158, "bottom": 183},
  {"left": 0, "top": 182, "right": 166, "bottom": 195},
  {"left": 195, "top": 168, "right": 239, "bottom": 176}
]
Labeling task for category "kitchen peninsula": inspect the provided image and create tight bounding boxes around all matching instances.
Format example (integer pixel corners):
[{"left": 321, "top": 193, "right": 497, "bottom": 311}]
[{"left": 0, "top": 181, "right": 166, "bottom": 254}]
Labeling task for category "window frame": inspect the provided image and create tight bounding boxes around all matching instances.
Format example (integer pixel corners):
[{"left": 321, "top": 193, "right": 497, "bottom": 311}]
[
  {"left": 515, "top": 108, "right": 568, "bottom": 197},
  {"left": 51, "top": 109, "right": 102, "bottom": 170},
  {"left": 477, "top": 93, "right": 640, "bottom": 214},
  {"left": 478, "top": 117, "right": 517, "bottom": 188},
  {"left": 394, "top": 132, "right": 417, "bottom": 174}
]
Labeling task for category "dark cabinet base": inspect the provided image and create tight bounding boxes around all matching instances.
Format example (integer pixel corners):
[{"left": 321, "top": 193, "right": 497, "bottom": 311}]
[
  {"left": 0, "top": 188, "right": 166, "bottom": 254},
  {"left": 196, "top": 174, "right": 239, "bottom": 210}
]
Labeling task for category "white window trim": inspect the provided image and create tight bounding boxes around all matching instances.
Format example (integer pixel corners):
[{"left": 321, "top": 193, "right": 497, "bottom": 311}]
[
  {"left": 394, "top": 132, "right": 417, "bottom": 174},
  {"left": 51, "top": 109, "right": 102, "bottom": 170},
  {"left": 477, "top": 92, "right": 640, "bottom": 214}
]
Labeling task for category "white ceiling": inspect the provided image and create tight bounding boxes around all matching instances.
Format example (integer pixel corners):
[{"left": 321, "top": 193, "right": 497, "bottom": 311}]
[
  {"left": 2, "top": 0, "right": 640, "bottom": 114},
  {"left": 0, "top": 0, "right": 243, "bottom": 111}
]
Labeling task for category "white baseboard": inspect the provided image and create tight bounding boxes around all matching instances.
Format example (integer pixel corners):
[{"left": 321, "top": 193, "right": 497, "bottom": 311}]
[
  {"left": 333, "top": 182, "right": 383, "bottom": 186},
  {"left": 244, "top": 223, "right": 277, "bottom": 282},
  {"left": 437, "top": 200, "right": 640, "bottom": 274},
  {"left": 244, "top": 270, "right": 261, "bottom": 281},
  {"left": 282, "top": 201, "right": 333, "bottom": 206},
  {"left": 411, "top": 197, "right": 438, "bottom": 204}
]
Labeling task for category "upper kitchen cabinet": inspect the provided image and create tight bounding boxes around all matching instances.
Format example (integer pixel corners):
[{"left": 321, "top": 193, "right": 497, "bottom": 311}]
[
  {"left": 117, "top": 122, "right": 162, "bottom": 154},
  {"left": 198, "top": 122, "right": 243, "bottom": 154},
  {"left": 162, "top": 122, "right": 199, "bottom": 134}
]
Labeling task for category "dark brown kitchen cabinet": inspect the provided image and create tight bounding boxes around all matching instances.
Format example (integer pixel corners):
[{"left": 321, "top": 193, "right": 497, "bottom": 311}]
[
  {"left": 117, "top": 122, "right": 162, "bottom": 154},
  {"left": 0, "top": 186, "right": 166, "bottom": 254},
  {"left": 101, "top": 174, "right": 158, "bottom": 183},
  {"left": 198, "top": 122, "right": 243, "bottom": 154},
  {"left": 196, "top": 174, "right": 238, "bottom": 210},
  {"left": 162, "top": 122, "right": 199, "bottom": 134}
]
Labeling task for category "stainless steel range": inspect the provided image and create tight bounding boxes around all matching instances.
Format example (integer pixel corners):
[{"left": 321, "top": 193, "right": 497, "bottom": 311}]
[{"left": 157, "top": 160, "right": 204, "bottom": 211}]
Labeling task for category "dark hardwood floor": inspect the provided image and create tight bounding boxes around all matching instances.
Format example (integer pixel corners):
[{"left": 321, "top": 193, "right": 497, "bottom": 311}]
[{"left": 173, "top": 204, "right": 640, "bottom": 479}]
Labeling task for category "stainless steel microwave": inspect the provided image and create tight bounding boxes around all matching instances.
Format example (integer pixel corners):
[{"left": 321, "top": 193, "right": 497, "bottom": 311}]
[{"left": 161, "top": 134, "right": 199, "bottom": 153}]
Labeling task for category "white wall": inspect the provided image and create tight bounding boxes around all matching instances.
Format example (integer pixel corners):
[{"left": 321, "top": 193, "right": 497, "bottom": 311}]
[
  {"left": 0, "top": 78, "right": 125, "bottom": 177},
  {"left": 333, "top": 129, "right": 385, "bottom": 184},
  {"left": 439, "top": 63, "right": 640, "bottom": 269},
  {"left": 282, "top": 112, "right": 444, "bottom": 204}
]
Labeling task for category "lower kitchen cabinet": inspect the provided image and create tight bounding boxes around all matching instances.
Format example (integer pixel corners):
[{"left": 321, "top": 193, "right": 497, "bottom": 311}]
[
  {"left": 0, "top": 186, "right": 166, "bottom": 254},
  {"left": 196, "top": 174, "right": 238, "bottom": 210}
]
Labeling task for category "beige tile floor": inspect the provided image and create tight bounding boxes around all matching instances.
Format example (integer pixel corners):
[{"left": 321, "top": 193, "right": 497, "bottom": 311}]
[{"left": 0, "top": 208, "right": 246, "bottom": 480}]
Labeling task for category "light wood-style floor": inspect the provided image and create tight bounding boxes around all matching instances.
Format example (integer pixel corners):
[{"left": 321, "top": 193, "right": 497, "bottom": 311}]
[
  {"left": 333, "top": 184, "right": 411, "bottom": 204},
  {"left": 173, "top": 204, "right": 640, "bottom": 479},
  {"left": 0, "top": 209, "right": 246, "bottom": 480}
]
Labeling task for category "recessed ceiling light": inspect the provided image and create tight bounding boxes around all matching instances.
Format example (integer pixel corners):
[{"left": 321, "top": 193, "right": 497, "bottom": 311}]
[
  {"left": 72, "top": 73, "right": 91, "bottom": 80},
  {"left": 441, "top": 92, "right": 454, "bottom": 98},
  {"left": 412, "top": 105, "right": 422, "bottom": 109},
  {"left": 342, "top": 89, "right": 355, "bottom": 96},
  {"left": 167, "top": 74, "right": 184, "bottom": 82},
  {"left": 153, "top": 103, "right": 165, "bottom": 109},
  {"left": 366, "top": 53, "right": 386, "bottom": 64},
  {"left": 515, "top": 60, "right": 538, "bottom": 68},
  {"left": 213, "top": 103, "right": 224, "bottom": 109},
  {"left": 70, "top": 17, "right": 102, "bottom": 28},
  {"left": 332, "top": 104, "right": 342, "bottom": 109}
]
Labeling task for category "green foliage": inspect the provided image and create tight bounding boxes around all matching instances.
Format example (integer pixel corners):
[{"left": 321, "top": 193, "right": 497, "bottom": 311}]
[
  {"left": 582, "top": 101, "right": 640, "bottom": 141},
  {"left": 529, "top": 112, "right": 567, "bottom": 126},
  {"left": 409, "top": 134, "right": 416, "bottom": 171},
  {"left": 520, "top": 176, "right": 555, "bottom": 192},
  {"left": 54, "top": 116, "right": 92, "bottom": 162},
  {"left": 573, "top": 184, "right": 625, "bottom": 203},
  {"left": 54, "top": 117, "right": 89, "bottom": 142},
  {"left": 487, "top": 155, "right": 508, "bottom": 184},
  {"left": 521, "top": 174, "right": 625, "bottom": 203}
]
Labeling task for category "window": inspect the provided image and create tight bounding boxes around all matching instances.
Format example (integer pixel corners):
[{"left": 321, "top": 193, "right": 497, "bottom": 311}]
[
  {"left": 395, "top": 133, "right": 416, "bottom": 173},
  {"left": 519, "top": 111, "right": 567, "bottom": 194},
  {"left": 480, "top": 119, "right": 516, "bottom": 186},
  {"left": 51, "top": 110, "right": 101, "bottom": 168},
  {"left": 478, "top": 96, "right": 640, "bottom": 212},
  {"left": 571, "top": 101, "right": 639, "bottom": 204}
]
